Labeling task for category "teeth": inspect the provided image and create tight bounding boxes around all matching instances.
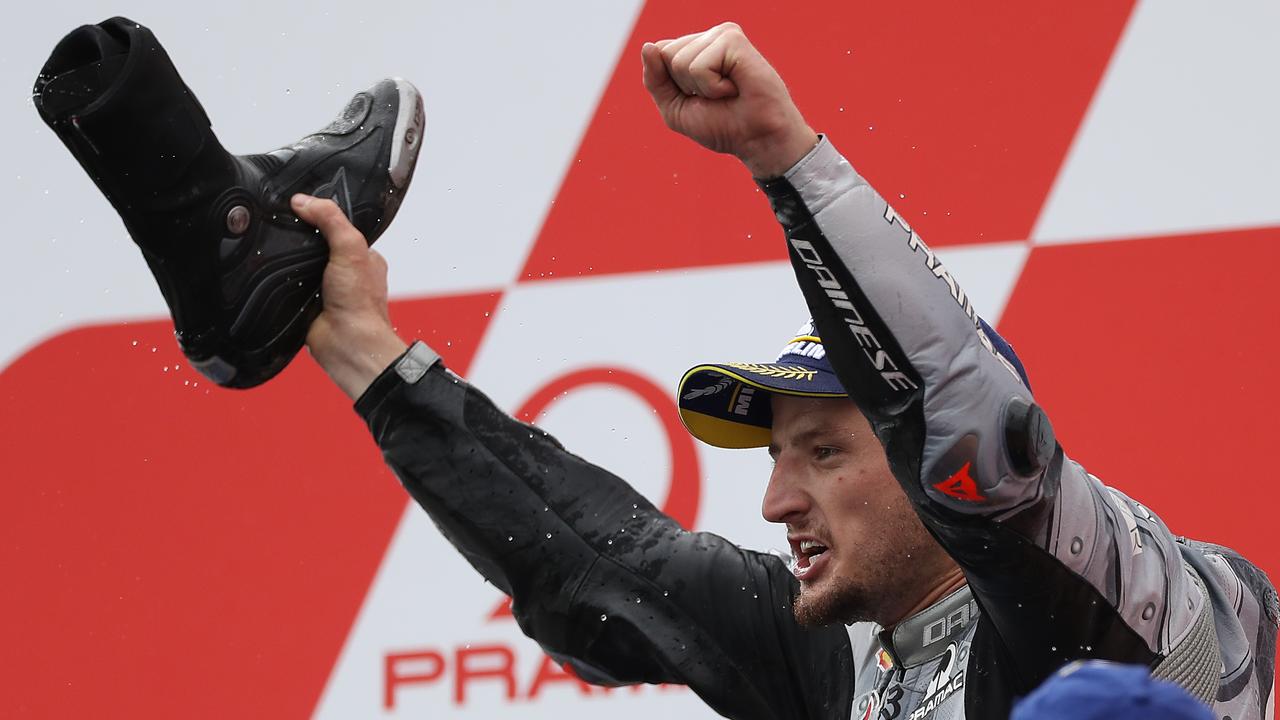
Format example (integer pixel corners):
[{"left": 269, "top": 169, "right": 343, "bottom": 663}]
[{"left": 799, "top": 540, "right": 827, "bottom": 554}]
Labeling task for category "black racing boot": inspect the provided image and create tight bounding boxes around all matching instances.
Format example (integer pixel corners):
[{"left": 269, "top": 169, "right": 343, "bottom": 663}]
[{"left": 33, "top": 17, "right": 425, "bottom": 388}]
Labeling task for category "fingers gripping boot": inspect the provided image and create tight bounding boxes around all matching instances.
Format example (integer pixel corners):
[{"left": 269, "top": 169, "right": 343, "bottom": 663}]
[{"left": 33, "top": 17, "right": 425, "bottom": 388}]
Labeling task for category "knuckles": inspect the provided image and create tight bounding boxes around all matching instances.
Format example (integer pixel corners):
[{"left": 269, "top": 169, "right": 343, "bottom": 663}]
[
  {"left": 714, "top": 21, "right": 745, "bottom": 42},
  {"left": 658, "top": 22, "right": 752, "bottom": 82}
]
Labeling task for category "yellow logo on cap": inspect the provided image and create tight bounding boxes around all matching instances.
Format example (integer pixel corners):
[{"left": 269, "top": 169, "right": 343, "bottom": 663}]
[{"left": 724, "top": 363, "right": 817, "bottom": 381}]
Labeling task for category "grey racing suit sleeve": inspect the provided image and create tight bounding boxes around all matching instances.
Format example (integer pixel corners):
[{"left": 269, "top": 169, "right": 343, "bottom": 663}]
[
  {"left": 760, "top": 136, "right": 1277, "bottom": 718},
  {"left": 355, "top": 346, "right": 854, "bottom": 720}
]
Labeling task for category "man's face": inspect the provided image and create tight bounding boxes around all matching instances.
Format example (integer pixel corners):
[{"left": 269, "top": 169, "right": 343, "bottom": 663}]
[{"left": 764, "top": 395, "right": 953, "bottom": 627}]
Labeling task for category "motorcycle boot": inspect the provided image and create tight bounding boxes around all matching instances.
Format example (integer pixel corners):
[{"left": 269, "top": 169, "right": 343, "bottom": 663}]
[{"left": 33, "top": 17, "right": 425, "bottom": 388}]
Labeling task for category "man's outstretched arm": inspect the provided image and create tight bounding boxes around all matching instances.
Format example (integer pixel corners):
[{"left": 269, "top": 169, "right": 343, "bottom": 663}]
[{"left": 292, "top": 196, "right": 853, "bottom": 720}]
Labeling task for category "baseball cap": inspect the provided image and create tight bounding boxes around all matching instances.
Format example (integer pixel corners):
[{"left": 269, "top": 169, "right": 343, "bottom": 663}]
[
  {"left": 1011, "top": 661, "right": 1214, "bottom": 720},
  {"left": 676, "top": 317, "right": 1030, "bottom": 449}
]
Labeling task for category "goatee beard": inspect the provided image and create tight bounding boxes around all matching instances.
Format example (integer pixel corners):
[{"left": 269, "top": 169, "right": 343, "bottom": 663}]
[{"left": 792, "top": 576, "right": 879, "bottom": 627}]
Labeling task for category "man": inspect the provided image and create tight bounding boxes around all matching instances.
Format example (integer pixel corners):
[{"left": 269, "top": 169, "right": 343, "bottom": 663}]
[
  {"left": 294, "top": 24, "right": 1277, "bottom": 719},
  {"left": 38, "top": 18, "right": 1277, "bottom": 720}
]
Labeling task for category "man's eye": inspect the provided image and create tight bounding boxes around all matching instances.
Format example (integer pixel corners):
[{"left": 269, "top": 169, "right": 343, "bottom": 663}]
[{"left": 815, "top": 446, "right": 840, "bottom": 460}]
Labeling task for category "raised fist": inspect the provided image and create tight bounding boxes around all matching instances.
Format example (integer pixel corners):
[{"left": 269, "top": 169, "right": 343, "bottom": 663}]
[{"left": 641, "top": 22, "right": 818, "bottom": 178}]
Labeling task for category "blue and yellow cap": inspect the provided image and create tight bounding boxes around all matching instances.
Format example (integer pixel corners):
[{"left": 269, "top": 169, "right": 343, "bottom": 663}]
[
  {"left": 677, "top": 320, "right": 845, "bottom": 449},
  {"left": 677, "top": 317, "right": 1030, "bottom": 449}
]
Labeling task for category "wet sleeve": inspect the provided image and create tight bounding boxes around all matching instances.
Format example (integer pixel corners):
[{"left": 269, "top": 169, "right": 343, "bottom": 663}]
[
  {"left": 355, "top": 342, "right": 854, "bottom": 720},
  {"left": 761, "top": 135, "right": 1227, "bottom": 702}
]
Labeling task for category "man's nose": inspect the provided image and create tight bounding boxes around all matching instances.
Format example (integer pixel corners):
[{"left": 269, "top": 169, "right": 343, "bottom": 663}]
[{"left": 762, "top": 461, "right": 809, "bottom": 524}]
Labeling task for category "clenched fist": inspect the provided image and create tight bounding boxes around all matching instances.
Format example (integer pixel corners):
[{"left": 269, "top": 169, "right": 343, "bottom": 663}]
[{"left": 641, "top": 22, "right": 819, "bottom": 178}]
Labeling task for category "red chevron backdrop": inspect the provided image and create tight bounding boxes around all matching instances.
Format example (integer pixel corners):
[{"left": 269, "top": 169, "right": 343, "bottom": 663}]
[{"left": 2, "top": 1, "right": 1277, "bottom": 717}]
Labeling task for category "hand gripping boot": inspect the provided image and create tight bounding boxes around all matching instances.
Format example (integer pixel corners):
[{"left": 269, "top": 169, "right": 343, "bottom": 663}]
[{"left": 33, "top": 17, "right": 424, "bottom": 388}]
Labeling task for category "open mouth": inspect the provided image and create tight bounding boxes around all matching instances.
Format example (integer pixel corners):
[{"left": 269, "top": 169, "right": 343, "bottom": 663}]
[{"left": 791, "top": 538, "right": 831, "bottom": 582}]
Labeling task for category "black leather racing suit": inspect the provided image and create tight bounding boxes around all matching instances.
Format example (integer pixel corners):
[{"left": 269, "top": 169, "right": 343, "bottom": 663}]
[{"left": 354, "top": 137, "right": 1278, "bottom": 719}]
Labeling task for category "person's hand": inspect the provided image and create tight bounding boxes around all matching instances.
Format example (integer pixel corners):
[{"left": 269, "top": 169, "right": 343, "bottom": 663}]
[
  {"left": 641, "top": 22, "right": 819, "bottom": 178},
  {"left": 293, "top": 194, "right": 408, "bottom": 399}
]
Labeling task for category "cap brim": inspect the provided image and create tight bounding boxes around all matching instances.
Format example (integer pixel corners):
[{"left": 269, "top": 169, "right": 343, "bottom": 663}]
[{"left": 677, "top": 362, "right": 845, "bottom": 449}]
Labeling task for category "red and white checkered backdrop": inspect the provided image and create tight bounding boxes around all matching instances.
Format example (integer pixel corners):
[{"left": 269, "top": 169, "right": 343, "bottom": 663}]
[{"left": 3, "top": 1, "right": 1277, "bottom": 717}]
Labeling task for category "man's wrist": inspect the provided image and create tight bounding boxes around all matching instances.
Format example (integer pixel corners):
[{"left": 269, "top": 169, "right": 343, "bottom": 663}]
[
  {"left": 310, "top": 322, "right": 409, "bottom": 400},
  {"left": 739, "top": 125, "right": 820, "bottom": 179}
]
